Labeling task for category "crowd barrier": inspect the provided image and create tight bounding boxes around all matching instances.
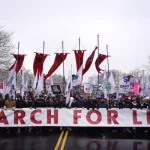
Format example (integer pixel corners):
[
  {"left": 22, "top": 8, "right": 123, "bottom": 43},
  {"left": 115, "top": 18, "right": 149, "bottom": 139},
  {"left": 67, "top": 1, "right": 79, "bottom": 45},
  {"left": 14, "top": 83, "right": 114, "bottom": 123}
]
[{"left": 0, "top": 108, "right": 150, "bottom": 127}]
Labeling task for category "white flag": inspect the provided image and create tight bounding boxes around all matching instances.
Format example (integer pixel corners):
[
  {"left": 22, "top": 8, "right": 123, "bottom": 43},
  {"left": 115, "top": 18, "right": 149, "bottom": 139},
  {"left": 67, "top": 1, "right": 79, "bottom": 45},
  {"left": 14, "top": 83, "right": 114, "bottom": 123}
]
[
  {"left": 65, "top": 71, "right": 73, "bottom": 105},
  {"left": 72, "top": 65, "right": 83, "bottom": 87},
  {"left": 108, "top": 72, "right": 116, "bottom": 94},
  {"left": 36, "top": 72, "right": 44, "bottom": 94},
  {"left": 49, "top": 77, "right": 54, "bottom": 95},
  {"left": 4, "top": 61, "right": 17, "bottom": 97},
  {"left": 33, "top": 70, "right": 38, "bottom": 89}
]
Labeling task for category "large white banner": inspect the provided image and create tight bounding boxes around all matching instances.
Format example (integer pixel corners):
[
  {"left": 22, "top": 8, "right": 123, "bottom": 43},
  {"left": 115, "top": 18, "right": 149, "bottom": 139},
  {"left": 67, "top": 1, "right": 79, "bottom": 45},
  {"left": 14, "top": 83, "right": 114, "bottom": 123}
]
[{"left": 0, "top": 108, "right": 150, "bottom": 127}]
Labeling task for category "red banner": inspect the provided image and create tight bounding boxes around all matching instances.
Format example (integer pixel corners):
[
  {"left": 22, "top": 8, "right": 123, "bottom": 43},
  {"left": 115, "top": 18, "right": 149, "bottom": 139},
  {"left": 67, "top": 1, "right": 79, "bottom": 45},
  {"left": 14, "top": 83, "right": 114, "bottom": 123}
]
[
  {"left": 8, "top": 54, "right": 25, "bottom": 73},
  {"left": 33, "top": 53, "right": 47, "bottom": 76},
  {"left": 95, "top": 54, "right": 107, "bottom": 73},
  {"left": 74, "top": 50, "right": 85, "bottom": 71},
  {"left": 83, "top": 47, "right": 97, "bottom": 75},
  {"left": 44, "top": 53, "right": 67, "bottom": 80}
]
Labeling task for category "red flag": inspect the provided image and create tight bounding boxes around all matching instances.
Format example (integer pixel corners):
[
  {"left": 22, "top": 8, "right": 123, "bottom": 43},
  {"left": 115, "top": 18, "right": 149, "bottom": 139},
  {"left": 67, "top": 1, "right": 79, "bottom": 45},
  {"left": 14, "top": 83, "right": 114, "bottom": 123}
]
[
  {"left": 44, "top": 53, "right": 67, "bottom": 80},
  {"left": 8, "top": 54, "right": 25, "bottom": 73},
  {"left": 95, "top": 54, "right": 107, "bottom": 74},
  {"left": 83, "top": 46, "right": 98, "bottom": 75},
  {"left": 33, "top": 53, "right": 47, "bottom": 76},
  {"left": 74, "top": 50, "right": 85, "bottom": 71}
]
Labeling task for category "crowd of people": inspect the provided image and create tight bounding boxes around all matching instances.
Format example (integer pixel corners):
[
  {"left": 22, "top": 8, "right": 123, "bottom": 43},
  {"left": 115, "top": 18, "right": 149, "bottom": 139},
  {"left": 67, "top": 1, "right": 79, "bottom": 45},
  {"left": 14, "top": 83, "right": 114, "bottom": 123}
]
[{"left": 0, "top": 92, "right": 150, "bottom": 110}]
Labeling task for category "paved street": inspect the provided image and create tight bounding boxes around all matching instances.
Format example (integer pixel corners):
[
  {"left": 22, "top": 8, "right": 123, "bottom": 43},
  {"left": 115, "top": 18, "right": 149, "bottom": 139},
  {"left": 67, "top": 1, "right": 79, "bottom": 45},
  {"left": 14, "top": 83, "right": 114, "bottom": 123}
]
[
  {"left": 0, "top": 134, "right": 59, "bottom": 150},
  {"left": 0, "top": 127, "right": 150, "bottom": 150}
]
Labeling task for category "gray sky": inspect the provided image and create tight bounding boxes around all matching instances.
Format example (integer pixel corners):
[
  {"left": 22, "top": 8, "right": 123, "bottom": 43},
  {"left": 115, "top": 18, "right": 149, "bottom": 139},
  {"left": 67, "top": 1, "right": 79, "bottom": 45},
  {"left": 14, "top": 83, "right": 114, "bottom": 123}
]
[{"left": 1, "top": 0, "right": 150, "bottom": 81}]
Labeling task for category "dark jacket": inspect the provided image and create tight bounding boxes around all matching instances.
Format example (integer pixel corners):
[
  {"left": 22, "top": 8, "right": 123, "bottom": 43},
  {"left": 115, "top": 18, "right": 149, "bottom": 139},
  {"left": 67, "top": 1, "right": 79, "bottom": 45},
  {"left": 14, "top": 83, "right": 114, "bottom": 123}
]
[
  {"left": 16, "top": 100, "right": 27, "bottom": 108},
  {"left": 0, "top": 99, "right": 4, "bottom": 108}
]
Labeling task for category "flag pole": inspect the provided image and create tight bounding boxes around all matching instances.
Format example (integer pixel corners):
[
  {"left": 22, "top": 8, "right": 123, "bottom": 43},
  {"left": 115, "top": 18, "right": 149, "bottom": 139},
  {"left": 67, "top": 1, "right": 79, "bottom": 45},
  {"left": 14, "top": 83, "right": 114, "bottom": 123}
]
[
  {"left": 43, "top": 41, "right": 45, "bottom": 93},
  {"left": 79, "top": 37, "right": 81, "bottom": 92},
  {"left": 20, "top": 70, "right": 22, "bottom": 95},
  {"left": 79, "top": 37, "right": 80, "bottom": 50},
  {"left": 142, "top": 70, "right": 145, "bottom": 96},
  {"left": 43, "top": 41, "right": 45, "bottom": 55},
  {"left": 18, "top": 42, "right": 20, "bottom": 55},
  {"left": 71, "top": 64, "right": 73, "bottom": 96},
  {"left": 62, "top": 41, "right": 65, "bottom": 94},
  {"left": 106, "top": 44, "right": 110, "bottom": 99},
  {"left": 16, "top": 42, "right": 20, "bottom": 96},
  {"left": 106, "top": 44, "right": 109, "bottom": 79},
  {"left": 97, "top": 35, "right": 100, "bottom": 85}
]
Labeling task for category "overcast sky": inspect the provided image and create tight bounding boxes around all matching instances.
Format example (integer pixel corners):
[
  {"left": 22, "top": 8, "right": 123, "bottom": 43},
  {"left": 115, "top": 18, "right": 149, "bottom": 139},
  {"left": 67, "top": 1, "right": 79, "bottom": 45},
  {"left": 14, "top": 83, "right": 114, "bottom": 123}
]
[{"left": 1, "top": 0, "right": 150, "bottom": 81}]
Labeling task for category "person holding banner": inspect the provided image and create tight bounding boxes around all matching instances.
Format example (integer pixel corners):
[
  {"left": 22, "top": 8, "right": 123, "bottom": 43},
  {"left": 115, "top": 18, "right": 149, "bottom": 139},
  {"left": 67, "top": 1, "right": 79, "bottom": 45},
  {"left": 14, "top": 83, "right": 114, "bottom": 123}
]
[
  {"left": 0, "top": 94, "right": 4, "bottom": 108},
  {"left": 4, "top": 96, "right": 16, "bottom": 110},
  {"left": 4, "top": 96, "right": 16, "bottom": 134}
]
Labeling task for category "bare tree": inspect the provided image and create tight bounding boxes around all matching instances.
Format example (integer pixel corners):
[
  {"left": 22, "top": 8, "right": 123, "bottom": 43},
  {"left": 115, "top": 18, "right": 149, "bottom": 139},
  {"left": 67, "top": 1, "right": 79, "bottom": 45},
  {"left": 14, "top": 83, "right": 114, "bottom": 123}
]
[
  {"left": 145, "top": 55, "right": 150, "bottom": 71},
  {"left": 129, "top": 67, "right": 141, "bottom": 82},
  {"left": 0, "top": 27, "right": 14, "bottom": 81},
  {"left": 104, "top": 69, "right": 125, "bottom": 85},
  {"left": 0, "top": 27, "right": 14, "bottom": 68}
]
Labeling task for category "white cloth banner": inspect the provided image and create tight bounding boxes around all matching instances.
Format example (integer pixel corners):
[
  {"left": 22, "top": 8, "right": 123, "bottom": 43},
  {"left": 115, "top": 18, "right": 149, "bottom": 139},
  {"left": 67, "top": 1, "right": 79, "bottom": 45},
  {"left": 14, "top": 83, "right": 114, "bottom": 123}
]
[{"left": 0, "top": 108, "right": 150, "bottom": 127}]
